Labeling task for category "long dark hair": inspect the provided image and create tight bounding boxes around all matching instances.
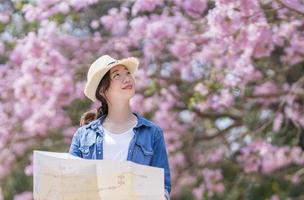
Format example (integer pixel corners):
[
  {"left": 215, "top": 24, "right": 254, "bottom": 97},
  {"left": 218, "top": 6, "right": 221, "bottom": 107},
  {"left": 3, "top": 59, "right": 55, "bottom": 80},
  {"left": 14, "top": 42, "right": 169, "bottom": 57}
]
[{"left": 79, "top": 71, "right": 111, "bottom": 126}]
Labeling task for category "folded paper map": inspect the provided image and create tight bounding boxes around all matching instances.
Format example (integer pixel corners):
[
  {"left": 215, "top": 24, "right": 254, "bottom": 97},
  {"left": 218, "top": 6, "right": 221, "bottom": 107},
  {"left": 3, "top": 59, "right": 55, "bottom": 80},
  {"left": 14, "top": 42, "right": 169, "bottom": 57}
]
[{"left": 33, "top": 151, "right": 164, "bottom": 200}]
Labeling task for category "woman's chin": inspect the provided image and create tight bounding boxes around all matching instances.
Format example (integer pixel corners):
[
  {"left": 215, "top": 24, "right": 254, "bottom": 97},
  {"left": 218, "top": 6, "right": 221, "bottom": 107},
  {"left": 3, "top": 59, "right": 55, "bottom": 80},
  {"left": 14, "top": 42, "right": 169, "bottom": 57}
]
[{"left": 121, "top": 90, "right": 135, "bottom": 99}]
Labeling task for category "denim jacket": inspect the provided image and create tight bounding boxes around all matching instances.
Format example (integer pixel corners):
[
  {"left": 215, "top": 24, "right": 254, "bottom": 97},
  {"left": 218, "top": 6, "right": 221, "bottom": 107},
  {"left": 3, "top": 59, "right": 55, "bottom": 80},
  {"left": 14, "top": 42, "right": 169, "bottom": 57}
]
[{"left": 69, "top": 112, "right": 171, "bottom": 199}]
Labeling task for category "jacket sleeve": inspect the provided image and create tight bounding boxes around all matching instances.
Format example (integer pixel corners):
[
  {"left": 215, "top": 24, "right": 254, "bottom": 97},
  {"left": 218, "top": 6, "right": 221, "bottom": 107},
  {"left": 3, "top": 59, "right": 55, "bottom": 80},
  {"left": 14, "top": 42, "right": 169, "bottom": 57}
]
[
  {"left": 69, "top": 128, "right": 82, "bottom": 157},
  {"left": 151, "top": 127, "right": 171, "bottom": 199}
]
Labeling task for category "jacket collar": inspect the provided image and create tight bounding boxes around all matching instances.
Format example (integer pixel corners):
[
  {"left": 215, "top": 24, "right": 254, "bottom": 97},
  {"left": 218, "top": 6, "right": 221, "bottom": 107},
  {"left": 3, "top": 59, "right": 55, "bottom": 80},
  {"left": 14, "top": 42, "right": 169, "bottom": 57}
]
[{"left": 85, "top": 112, "right": 152, "bottom": 132}]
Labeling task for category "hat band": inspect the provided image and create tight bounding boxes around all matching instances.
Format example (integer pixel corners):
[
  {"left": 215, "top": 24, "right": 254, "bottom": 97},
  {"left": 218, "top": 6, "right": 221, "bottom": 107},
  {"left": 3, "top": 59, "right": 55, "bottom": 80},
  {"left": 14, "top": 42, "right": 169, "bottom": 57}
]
[{"left": 107, "top": 61, "right": 118, "bottom": 66}]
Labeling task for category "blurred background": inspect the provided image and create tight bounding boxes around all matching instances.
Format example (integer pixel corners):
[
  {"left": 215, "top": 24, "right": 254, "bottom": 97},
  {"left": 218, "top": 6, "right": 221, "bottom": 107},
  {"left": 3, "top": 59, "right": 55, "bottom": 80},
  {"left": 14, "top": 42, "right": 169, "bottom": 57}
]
[{"left": 0, "top": 0, "right": 304, "bottom": 199}]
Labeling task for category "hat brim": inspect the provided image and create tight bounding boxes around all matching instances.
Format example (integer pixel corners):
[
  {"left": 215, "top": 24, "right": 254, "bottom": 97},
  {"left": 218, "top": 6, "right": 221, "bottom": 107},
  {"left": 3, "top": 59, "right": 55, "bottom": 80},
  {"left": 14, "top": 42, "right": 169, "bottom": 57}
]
[{"left": 84, "top": 57, "right": 139, "bottom": 102}]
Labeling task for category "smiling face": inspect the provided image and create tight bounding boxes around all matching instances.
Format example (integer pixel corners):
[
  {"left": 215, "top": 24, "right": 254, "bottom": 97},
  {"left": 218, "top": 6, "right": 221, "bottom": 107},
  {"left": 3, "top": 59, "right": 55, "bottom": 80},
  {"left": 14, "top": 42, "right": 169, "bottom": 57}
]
[{"left": 102, "top": 64, "right": 136, "bottom": 103}]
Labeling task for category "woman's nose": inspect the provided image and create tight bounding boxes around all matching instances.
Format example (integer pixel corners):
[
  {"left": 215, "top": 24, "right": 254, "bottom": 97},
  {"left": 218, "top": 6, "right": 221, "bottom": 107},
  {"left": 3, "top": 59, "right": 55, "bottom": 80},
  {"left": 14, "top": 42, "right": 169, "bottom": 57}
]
[{"left": 121, "top": 74, "right": 132, "bottom": 83}]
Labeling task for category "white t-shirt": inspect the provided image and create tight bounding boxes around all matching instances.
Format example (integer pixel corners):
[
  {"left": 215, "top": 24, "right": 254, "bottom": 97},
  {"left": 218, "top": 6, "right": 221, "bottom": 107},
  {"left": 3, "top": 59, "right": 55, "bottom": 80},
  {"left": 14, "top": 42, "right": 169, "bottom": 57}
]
[{"left": 100, "top": 125, "right": 135, "bottom": 161}]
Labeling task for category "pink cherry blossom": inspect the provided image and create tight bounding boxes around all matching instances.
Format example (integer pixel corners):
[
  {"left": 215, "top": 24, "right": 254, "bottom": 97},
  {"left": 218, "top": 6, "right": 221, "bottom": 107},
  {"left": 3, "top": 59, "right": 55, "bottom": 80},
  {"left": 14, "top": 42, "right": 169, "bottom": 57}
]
[
  {"left": 13, "top": 192, "right": 33, "bottom": 200},
  {"left": 132, "top": 0, "right": 164, "bottom": 15}
]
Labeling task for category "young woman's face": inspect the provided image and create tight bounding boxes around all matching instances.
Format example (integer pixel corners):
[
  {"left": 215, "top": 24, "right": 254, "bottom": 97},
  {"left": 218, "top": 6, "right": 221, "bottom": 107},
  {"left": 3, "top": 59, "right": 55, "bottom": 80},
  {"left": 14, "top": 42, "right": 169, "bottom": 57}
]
[{"left": 103, "top": 65, "right": 136, "bottom": 102}]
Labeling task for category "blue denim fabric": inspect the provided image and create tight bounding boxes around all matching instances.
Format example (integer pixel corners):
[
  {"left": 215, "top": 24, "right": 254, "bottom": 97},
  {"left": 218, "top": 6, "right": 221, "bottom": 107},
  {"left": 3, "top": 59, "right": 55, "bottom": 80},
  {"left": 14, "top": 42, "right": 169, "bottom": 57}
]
[{"left": 69, "top": 112, "right": 171, "bottom": 197}]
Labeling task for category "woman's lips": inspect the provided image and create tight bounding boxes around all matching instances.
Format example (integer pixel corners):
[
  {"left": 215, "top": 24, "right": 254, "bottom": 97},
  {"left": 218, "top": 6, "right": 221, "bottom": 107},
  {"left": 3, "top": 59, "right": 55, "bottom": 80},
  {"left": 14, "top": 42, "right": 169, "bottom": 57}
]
[{"left": 122, "top": 85, "right": 133, "bottom": 89}]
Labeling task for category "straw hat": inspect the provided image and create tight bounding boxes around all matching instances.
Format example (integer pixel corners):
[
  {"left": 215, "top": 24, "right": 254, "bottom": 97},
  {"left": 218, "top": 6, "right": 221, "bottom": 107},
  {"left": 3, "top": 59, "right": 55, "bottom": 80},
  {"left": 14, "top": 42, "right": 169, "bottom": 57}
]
[{"left": 84, "top": 55, "right": 139, "bottom": 102}]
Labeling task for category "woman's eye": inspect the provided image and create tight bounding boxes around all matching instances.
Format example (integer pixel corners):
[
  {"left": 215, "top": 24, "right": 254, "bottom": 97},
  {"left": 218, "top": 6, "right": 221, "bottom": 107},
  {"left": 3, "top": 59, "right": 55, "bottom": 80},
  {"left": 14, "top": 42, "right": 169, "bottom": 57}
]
[{"left": 114, "top": 74, "right": 119, "bottom": 78}]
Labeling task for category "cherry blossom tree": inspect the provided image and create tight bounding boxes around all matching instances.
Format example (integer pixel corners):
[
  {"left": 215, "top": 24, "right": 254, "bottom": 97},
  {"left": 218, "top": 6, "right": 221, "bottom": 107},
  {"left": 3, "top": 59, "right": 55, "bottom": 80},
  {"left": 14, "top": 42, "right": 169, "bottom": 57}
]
[{"left": 0, "top": 0, "right": 304, "bottom": 199}]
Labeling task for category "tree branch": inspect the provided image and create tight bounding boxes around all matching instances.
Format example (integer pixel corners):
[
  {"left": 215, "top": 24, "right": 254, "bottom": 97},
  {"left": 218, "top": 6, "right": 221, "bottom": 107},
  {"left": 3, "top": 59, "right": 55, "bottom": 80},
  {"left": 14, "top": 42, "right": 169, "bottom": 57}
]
[
  {"left": 195, "top": 122, "right": 242, "bottom": 141},
  {"left": 275, "top": 0, "right": 304, "bottom": 16}
]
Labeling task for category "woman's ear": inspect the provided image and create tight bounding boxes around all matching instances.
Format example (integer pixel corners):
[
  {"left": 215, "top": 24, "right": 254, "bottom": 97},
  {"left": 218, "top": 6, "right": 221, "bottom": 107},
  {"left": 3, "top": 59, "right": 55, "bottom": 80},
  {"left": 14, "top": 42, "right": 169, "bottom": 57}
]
[
  {"left": 99, "top": 89, "right": 108, "bottom": 100},
  {"left": 98, "top": 90, "right": 104, "bottom": 97}
]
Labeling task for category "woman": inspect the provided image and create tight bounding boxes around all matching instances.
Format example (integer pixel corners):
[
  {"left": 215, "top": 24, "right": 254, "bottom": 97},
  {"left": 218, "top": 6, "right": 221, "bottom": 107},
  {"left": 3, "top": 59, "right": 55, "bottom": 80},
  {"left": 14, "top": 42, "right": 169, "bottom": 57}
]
[{"left": 69, "top": 55, "right": 171, "bottom": 199}]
